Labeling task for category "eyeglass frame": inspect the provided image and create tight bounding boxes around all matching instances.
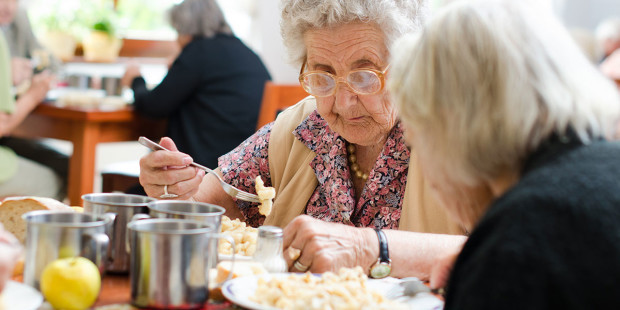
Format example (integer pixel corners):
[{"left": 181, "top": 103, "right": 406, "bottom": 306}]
[{"left": 298, "top": 59, "right": 390, "bottom": 97}]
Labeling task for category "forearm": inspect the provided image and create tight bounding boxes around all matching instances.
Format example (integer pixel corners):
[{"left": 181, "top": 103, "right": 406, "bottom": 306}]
[
  {"left": 0, "top": 92, "right": 39, "bottom": 136},
  {"left": 194, "top": 169, "right": 244, "bottom": 219},
  {"left": 359, "top": 229, "right": 467, "bottom": 280}
]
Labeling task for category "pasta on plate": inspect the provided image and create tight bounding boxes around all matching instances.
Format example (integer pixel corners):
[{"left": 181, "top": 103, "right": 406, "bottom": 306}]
[{"left": 250, "top": 267, "right": 408, "bottom": 310}]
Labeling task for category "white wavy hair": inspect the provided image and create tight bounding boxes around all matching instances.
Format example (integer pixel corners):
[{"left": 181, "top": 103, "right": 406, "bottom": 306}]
[
  {"left": 280, "top": 0, "right": 428, "bottom": 67},
  {"left": 389, "top": 0, "right": 620, "bottom": 187}
]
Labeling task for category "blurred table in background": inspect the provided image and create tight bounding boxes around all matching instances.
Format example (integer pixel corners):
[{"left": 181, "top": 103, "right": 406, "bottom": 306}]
[
  {"left": 13, "top": 103, "right": 165, "bottom": 205},
  {"left": 63, "top": 57, "right": 169, "bottom": 88}
]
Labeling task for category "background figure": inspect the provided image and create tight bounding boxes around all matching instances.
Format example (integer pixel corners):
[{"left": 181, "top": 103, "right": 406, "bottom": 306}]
[
  {"left": 0, "top": 32, "right": 62, "bottom": 200},
  {"left": 0, "top": 0, "right": 67, "bottom": 199},
  {"left": 122, "top": 0, "right": 271, "bottom": 173},
  {"left": 390, "top": 0, "right": 620, "bottom": 308},
  {"left": 0, "top": 1, "right": 58, "bottom": 85},
  {"left": 595, "top": 17, "right": 620, "bottom": 61}
]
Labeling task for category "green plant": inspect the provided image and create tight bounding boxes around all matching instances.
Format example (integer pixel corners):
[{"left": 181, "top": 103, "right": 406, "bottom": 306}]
[{"left": 92, "top": 19, "right": 115, "bottom": 36}]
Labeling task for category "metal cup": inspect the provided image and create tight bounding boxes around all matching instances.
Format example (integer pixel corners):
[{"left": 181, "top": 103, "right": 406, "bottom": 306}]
[
  {"left": 101, "top": 76, "right": 122, "bottom": 96},
  {"left": 145, "top": 200, "right": 225, "bottom": 232},
  {"left": 139, "top": 200, "right": 225, "bottom": 268},
  {"left": 126, "top": 219, "right": 235, "bottom": 309},
  {"left": 22, "top": 211, "right": 113, "bottom": 290},
  {"left": 83, "top": 193, "right": 157, "bottom": 273}
]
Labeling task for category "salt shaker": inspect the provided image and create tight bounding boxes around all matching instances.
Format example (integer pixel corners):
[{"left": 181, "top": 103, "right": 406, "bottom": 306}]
[{"left": 253, "top": 226, "right": 287, "bottom": 273}]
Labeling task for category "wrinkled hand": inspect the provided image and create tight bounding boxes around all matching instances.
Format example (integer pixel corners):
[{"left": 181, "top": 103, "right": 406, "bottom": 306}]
[
  {"left": 11, "top": 57, "right": 33, "bottom": 86},
  {"left": 121, "top": 63, "right": 142, "bottom": 87},
  {"left": 139, "top": 137, "right": 205, "bottom": 200},
  {"left": 429, "top": 247, "right": 461, "bottom": 289},
  {"left": 0, "top": 225, "right": 22, "bottom": 293},
  {"left": 283, "top": 215, "right": 374, "bottom": 273}
]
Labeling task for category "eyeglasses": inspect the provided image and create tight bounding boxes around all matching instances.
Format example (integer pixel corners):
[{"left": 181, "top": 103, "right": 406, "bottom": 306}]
[{"left": 298, "top": 60, "right": 389, "bottom": 97}]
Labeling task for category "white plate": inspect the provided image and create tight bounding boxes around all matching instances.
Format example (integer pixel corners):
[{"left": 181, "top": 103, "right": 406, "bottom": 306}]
[
  {"left": 218, "top": 254, "right": 253, "bottom": 262},
  {"left": 2, "top": 281, "right": 43, "bottom": 310},
  {"left": 221, "top": 273, "right": 443, "bottom": 310}
]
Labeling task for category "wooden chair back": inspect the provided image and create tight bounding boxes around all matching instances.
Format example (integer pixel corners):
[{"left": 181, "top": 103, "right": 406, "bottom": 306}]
[{"left": 257, "top": 81, "right": 308, "bottom": 130}]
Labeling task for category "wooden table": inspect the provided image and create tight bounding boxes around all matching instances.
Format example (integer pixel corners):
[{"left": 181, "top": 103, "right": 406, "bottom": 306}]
[
  {"left": 13, "top": 103, "right": 164, "bottom": 205},
  {"left": 94, "top": 274, "right": 235, "bottom": 309},
  {"left": 12, "top": 274, "right": 235, "bottom": 309}
]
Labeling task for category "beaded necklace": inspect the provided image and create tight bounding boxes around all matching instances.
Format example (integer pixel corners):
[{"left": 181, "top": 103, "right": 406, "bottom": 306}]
[{"left": 346, "top": 143, "right": 369, "bottom": 181}]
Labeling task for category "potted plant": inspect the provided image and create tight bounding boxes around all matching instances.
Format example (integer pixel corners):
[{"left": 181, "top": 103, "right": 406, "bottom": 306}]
[
  {"left": 82, "top": 18, "right": 123, "bottom": 62},
  {"left": 37, "top": 10, "right": 78, "bottom": 62}
]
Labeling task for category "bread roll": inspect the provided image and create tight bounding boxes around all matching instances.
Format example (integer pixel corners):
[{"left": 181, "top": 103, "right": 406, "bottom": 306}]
[
  {"left": 210, "top": 261, "right": 267, "bottom": 301},
  {"left": 0, "top": 197, "right": 72, "bottom": 244}
]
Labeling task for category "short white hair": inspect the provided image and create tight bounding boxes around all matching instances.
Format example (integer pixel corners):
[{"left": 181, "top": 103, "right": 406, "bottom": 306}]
[
  {"left": 596, "top": 17, "right": 620, "bottom": 42},
  {"left": 169, "top": 0, "right": 233, "bottom": 38},
  {"left": 280, "top": 0, "right": 428, "bottom": 67},
  {"left": 389, "top": 0, "right": 620, "bottom": 186}
]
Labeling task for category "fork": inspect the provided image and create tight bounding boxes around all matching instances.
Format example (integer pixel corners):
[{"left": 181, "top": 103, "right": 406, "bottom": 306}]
[
  {"left": 384, "top": 277, "right": 443, "bottom": 300},
  {"left": 138, "top": 136, "right": 261, "bottom": 203}
]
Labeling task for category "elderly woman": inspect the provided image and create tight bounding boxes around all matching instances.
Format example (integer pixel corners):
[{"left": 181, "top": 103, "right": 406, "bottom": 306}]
[
  {"left": 123, "top": 0, "right": 271, "bottom": 171},
  {"left": 390, "top": 0, "right": 620, "bottom": 307},
  {"left": 140, "top": 0, "right": 466, "bottom": 279}
]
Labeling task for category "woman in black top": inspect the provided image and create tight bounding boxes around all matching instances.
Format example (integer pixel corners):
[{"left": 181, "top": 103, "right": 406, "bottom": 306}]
[
  {"left": 123, "top": 0, "right": 271, "bottom": 168},
  {"left": 389, "top": 0, "right": 620, "bottom": 308}
]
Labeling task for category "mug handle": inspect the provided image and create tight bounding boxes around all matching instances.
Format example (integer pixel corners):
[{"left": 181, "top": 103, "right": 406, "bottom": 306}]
[
  {"left": 211, "top": 233, "right": 236, "bottom": 288},
  {"left": 102, "top": 213, "right": 117, "bottom": 263},
  {"left": 81, "top": 232, "right": 110, "bottom": 274},
  {"left": 126, "top": 214, "right": 151, "bottom": 253}
]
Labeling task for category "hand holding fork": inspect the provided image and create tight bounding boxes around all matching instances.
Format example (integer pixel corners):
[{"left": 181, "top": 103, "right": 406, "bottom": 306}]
[{"left": 138, "top": 137, "right": 259, "bottom": 202}]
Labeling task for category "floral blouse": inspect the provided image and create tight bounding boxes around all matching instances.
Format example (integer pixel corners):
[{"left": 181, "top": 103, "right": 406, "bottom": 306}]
[{"left": 218, "top": 111, "right": 410, "bottom": 229}]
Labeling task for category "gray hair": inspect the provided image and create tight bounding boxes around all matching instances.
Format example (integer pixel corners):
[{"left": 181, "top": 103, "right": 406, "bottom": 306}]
[
  {"left": 280, "top": 0, "right": 428, "bottom": 67},
  {"left": 389, "top": 0, "right": 620, "bottom": 187},
  {"left": 169, "top": 0, "right": 233, "bottom": 38}
]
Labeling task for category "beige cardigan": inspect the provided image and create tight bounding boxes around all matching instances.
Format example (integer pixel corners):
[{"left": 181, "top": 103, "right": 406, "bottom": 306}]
[{"left": 263, "top": 97, "right": 464, "bottom": 235}]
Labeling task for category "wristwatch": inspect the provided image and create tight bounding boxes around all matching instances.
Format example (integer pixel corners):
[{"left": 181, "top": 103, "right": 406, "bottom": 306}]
[{"left": 369, "top": 228, "right": 391, "bottom": 279}]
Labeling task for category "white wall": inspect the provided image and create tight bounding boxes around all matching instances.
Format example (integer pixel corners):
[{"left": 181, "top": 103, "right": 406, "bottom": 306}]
[
  {"left": 255, "top": 0, "right": 299, "bottom": 83},
  {"left": 558, "top": 0, "right": 620, "bottom": 30}
]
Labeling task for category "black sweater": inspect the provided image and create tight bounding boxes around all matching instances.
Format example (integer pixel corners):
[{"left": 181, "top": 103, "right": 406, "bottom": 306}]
[
  {"left": 132, "top": 34, "right": 271, "bottom": 168},
  {"left": 444, "top": 136, "right": 620, "bottom": 309}
]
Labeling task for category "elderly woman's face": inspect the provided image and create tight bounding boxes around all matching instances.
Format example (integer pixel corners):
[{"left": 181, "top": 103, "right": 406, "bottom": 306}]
[
  {"left": 304, "top": 22, "right": 396, "bottom": 146},
  {"left": 0, "top": 0, "right": 17, "bottom": 25}
]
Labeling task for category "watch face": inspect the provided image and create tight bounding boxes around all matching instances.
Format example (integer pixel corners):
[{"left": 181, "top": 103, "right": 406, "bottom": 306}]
[{"left": 370, "top": 263, "right": 391, "bottom": 279}]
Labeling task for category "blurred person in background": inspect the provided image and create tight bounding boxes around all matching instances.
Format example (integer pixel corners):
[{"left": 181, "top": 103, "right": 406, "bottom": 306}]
[
  {"left": 595, "top": 17, "right": 620, "bottom": 61},
  {"left": 0, "top": 0, "right": 67, "bottom": 200},
  {"left": 0, "top": 0, "right": 57, "bottom": 86},
  {"left": 0, "top": 32, "right": 61, "bottom": 200},
  {"left": 390, "top": 0, "right": 620, "bottom": 308},
  {"left": 122, "top": 0, "right": 271, "bottom": 175},
  {"left": 139, "top": 0, "right": 469, "bottom": 280}
]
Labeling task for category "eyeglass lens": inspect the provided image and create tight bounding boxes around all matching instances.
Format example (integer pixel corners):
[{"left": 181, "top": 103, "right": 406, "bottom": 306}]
[{"left": 303, "top": 71, "right": 382, "bottom": 96}]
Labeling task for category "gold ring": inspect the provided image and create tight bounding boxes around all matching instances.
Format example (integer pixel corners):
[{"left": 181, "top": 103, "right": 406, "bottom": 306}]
[
  {"left": 293, "top": 260, "right": 309, "bottom": 272},
  {"left": 159, "top": 184, "right": 179, "bottom": 199}
]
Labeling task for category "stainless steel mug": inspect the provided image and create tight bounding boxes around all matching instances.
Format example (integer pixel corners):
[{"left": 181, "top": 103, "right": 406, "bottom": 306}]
[
  {"left": 140, "top": 200, "right": 225, "bottom": 269},
  {"left": 101, "top": 76, "right": 122, "bottom": 96},
  {"left": 22, "top": 211, "right": 113, "bottom": 290},
  {"left": 126, "top": 219, "right": 235, "bottom": 309},
  {"left": 83, "top": 193, "right": 157, "bottom": 273},
  {"left": 146, "top": 200, "right": 225, "bottom": 232}
]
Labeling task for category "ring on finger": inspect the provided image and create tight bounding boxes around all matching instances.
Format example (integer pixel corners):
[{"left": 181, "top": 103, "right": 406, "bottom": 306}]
[
  {"left": 159, "top": 184, "right": 179, "bottom": 199},
  {"left": 293, "top": 260, "right": 309, "bottom": 272}
]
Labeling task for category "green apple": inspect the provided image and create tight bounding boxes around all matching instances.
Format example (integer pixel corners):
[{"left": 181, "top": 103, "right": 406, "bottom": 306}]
[{"left": 40, "top": 257, "right": 101, "bottom": 310}]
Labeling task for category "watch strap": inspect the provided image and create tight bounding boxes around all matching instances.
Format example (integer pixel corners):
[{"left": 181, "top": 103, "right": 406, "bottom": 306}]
[{"left": 374, "top": 228, "right": 389, "bottom": 263}]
